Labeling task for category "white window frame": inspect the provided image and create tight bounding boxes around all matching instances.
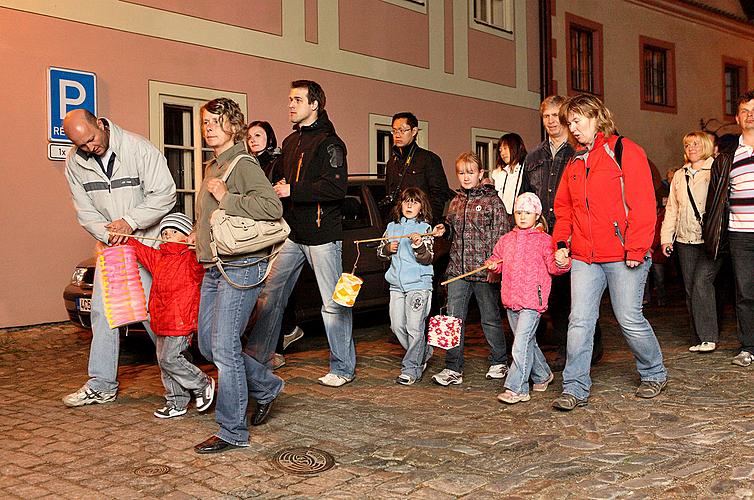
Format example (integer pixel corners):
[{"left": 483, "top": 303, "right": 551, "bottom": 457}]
[
  {"left": 381, "top": 0, "right": 427, "bottom": 14},
  {"left": 469, "top": 0, "right": 514, "bottom": 39},
  {"left": 369, "top": 113, "right": 429, "bottom": 175},
  {"left": 471, "top": 127, "right": 507, "bottom": 173},
  {"left": 148, "top": 81, "right": 247, "bottom": 215}
]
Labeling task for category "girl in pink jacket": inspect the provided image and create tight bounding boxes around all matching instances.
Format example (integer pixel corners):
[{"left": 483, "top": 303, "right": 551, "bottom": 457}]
[{"left": 487, "top": 193, "right": 571, "bottom": 404}]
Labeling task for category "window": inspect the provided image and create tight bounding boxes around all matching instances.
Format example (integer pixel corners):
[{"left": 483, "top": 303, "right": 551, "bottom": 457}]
[
  {"left": 640, "top": 36, "right": 676, "bottom": 113},
  {"left": 471, "top": 0, "right": 514, "bottom": 35},
  {"left": 342, "top": 186, "right": 372, "bottom": 231},
  {"left": 368, "top": 114, "right": 429, "bottom": 175},
  {"left": 148, "top": 82, "right": 247, "bottom": 217},
  {"left": 723, "top": 58, "right": 748, "bottom": 116},
  {"left": 565, "top": 13, "right": 603, "bottom": 97},
  {"left": 471, "top": 128, "right": 506, "bottom": 173}
]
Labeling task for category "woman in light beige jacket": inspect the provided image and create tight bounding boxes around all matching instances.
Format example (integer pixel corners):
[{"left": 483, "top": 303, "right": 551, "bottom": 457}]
[{"left": 660, "top": 131, "right": 722, "bottom": 353}]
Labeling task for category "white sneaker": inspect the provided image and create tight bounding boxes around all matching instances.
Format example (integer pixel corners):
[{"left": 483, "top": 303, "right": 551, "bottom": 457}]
[
  {"left": 317, "top": 373, "right": 353, "bottom": 387},
  {"left": 154, "top": 405, "right": 187, "bottom": 419},
  {"left": 283, "top": 326, "right": 305, "bottom": 350},
  {"left": 732, "top": 351, "right": 754, "bottom": 367},
  {"left": 485, "top": 364, "right": 509, "bottom": 379},
  {"left": 195, "top": 377, "right": 215, "bottom": 412},
  {"left": 689, "top": 342, "right": 716, "bottom": 352},
  {"left": 497, "top": 390, "right": 531, "bottom": 404},
  {"left": 62, "top": 385, "right": 116, "bottom": 407},
  {"left": 432, "top": 369, "right": 463, "bottom": 386}
]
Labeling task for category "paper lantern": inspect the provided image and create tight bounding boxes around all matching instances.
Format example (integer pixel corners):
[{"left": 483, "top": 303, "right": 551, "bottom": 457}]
[
  {"left": 97, "top": 245, "right": 148, "bottom": 329},
  {"left": 332, "top": 272, "right": 363, "bottom": 308},
  {"left": 427, "top": 314, "right": 462, "bottom": 350}
]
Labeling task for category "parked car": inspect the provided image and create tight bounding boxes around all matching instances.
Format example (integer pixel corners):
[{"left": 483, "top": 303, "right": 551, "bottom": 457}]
[{"left": 63, "top": 176, "right": 392, "bottom": 330}]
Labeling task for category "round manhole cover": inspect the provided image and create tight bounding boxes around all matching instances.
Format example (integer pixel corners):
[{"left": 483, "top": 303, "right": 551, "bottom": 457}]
[
  {"left": 134, "top": 465, "right": 171, "bottom": 477},
  {"left": 271, "top": 447, "right": 335, "bottom": 475}
]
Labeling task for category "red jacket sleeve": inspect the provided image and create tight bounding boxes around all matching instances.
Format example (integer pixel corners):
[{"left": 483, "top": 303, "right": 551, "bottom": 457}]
[
  {"left": 126, "top": 239, "right": 161, "bottom": 273},
  {"left": 552, "top": 161, "right": 575, "bottom": 248},
  {"left": 620, "top": 139, "right": 657, "bottom": 261}
]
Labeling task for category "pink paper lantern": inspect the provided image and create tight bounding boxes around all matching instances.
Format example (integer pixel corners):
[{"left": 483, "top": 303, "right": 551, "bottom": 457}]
[{"left": 98, "top": 245, "right": 148, "bottom": 329}]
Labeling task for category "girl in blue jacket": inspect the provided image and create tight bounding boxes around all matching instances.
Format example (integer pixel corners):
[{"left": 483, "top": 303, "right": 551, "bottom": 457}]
[{"left": 378, "top": 187, "right": 436, "bottom": 385}]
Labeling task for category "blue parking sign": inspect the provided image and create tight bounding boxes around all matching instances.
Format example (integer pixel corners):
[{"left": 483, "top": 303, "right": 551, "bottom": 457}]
[{"left": 48, "top": 67, "right": 97, "bottom": 142}]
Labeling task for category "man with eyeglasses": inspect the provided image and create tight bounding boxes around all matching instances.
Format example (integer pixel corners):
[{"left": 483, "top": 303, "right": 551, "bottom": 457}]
[
  {"left": 384, "top": 112, "right": 452, "bottom": 225},
  {"left": 704, "top": 89, "right": 754, "bottom": 368}
]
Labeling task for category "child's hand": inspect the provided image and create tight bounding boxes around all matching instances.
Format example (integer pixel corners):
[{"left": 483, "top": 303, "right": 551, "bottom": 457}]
[
  {"left": 432, "top": 224, "right": 445, "bottom": 237},
  {"left": 388, "top": 241, "right": 399, "bottom": 253},
  {"left": 408, "top": 233, "right": 421, "bottom": 246},
  {"left": 554, "top": 248, "right": 570, "bottom": 267},
  {"left": 486, "top": 270, "right": 501, "bottom": 283},
  {"left": 485, "top": 259, "right": 498, "bottom": 270},
  {"left": 556, "top": 256, "right": 571, "bottom": 268}
]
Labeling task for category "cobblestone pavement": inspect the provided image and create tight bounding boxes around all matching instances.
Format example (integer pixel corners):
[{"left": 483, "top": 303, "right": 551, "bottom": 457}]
[{"left": 1, "top": 293, "right": 753, "bottom": 499}]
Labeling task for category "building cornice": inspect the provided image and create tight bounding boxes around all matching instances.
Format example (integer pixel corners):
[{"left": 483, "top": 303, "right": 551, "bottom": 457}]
[{"left": 626, "top": 0, "right": 754, "bottom": 41}]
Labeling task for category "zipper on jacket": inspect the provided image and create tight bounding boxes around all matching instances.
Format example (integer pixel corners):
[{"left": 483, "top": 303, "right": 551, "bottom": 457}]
[
  {"left": 613, "top": 221, "right": 625, "bottom": 247},
  {"left": 316, "top": 203, "right": 321, "bottom": 227},
  {"left": 537, "top": 285, "right": 542, "bottom": 306}
]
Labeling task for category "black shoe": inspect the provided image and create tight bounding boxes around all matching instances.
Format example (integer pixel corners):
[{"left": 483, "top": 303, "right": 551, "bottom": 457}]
[
  {"left": 551, "top": 352, "right": 566, "bottom": 372},
  {"left": 194, "top": 435, "right": 245, "bottom": 454},
  {"left": 591, "top": 341, "right": 604, "bottom": 366},
  {"left": 251, "top": 398, "right": 275, "bottom": 426}
]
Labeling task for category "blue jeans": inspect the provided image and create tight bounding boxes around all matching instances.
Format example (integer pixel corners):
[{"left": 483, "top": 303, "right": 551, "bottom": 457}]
[
  {"left": 563, "top": 259, "right": 667, "bottom": 400},
  {"left": 156, "top": 335, "right": 208, "bottom": 410},
  {"left": 389, "top": 289, "right": 433, "bottom": 379},
  {"left": 444, "top": 279, "right": 507, "bottom": 373},
  {"left": 198, "top": 257, "right": 283, "bottom": 446},
  {"left": 248, "top": 239, "right": 355, "bottom": 377},
  {"left": 504, "top": 309, "right": 551, "bottom": 395},
  {"left": 88, "top": 262, "right": 156, "bottom": 393}
]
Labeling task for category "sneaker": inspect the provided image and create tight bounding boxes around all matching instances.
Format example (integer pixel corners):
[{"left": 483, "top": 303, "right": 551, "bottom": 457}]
[
  {"left": 635, "top": 379, "right": 667, "bottom": 399},
  {"left": 552, "top": 393, "right": 588, "bottom": 411},
  {"left": 395, "top": 374, "right": 417, "bottom": 386},
  {"left": 432, "top": 369, "right": 463, "bottom": 386},
  {"left": 318, "top": 373, "right": 353, "bottom": 387},
  {"left": 485, "top": 364, "right": 509, "bottom": 379},
  {"left": 283, "top": 326, "right": 304, "bottom": 351},
  {"left": 272, "top": 353, "right": 286, "bottom": 370},
  {"left": 195, "top": 377, "right": 215, "bottom": 412},
  {"left": 154, "top": 405, "right": 187, "bottom": 419},
  {"left": 532, "top": 373, "right": 555, "bottom": 392},
  {"left": 731, "top": 351, "right": 754, "bottom": 367},
  {"left": 497, "top": 390, "right": 531, "bottom": 404},
  {"left": 62, "top": 385, "right": 116, "bottom": 407},
  {"left": 689, "top": 342, "right": 716, "bottom": 352}
]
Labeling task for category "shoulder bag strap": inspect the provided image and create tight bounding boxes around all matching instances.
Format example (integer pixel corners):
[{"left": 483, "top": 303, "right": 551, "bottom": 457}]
[
  {"left": 604, "top": 136, "right": 628, "bottom": 217},
  {"left": 220, "top": 153, "right": 253, "bottom": 183},
  {"left": 685, "top": 171, "right": 703, "bottom": 223}
]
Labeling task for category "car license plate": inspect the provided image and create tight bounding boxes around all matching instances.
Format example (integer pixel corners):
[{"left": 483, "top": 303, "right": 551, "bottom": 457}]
[{"left": 77, "top": 298, "right": 92, "bottom": 312}]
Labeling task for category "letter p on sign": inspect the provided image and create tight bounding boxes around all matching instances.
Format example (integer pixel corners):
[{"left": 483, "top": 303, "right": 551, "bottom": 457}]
[{"left": 48, "top": 67, "right": 97, "bottom": 142}]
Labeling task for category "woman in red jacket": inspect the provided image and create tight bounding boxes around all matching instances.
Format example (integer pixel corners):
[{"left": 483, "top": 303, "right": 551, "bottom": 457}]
[{"left": 551, "top": 94, "right": 668, "bottom": 411}]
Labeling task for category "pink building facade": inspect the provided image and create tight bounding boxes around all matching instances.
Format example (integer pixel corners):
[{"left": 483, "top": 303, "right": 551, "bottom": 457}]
[{"left": 0, "top": 1, "right": 542, "bottom": 327}]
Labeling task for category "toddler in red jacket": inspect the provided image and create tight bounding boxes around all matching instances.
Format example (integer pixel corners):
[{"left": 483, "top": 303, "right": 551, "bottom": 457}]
[
  {"left": 487, "top": 193, "right": 571, "bottom": 404},
  {"left": 127, "top": 213, "right": 215, "bottom": 418}
]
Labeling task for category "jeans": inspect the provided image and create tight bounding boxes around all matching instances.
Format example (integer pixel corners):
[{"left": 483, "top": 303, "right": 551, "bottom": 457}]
[
  {"left": 729, "top": 232, "right": 754, "bottom": 353},
  {"left": 562, "top": 259, "right": 667, "bottom": 400},
  {"left": 198, "top": 257, "right": 283, "bottom": 446},
  {"left": 505, "top": 309, "right": 551, "bottom": 395},
  {"left": 156, "top": 335, "right": 209, "bottom": 410},
  {"left": 248, "top": 239, "right": 355, "bottom": 378},
  {"left": 389, "top": 289, "right": 433, "bottom": 379},
  {"left": 676, "top": 243, "right": 722, "bottom": 343},
  {"left": 444, "top": 279, "right": 507, "bottom": 373},
  {"left": 88, "top": 262, "right": 156, "bottom": 393}
]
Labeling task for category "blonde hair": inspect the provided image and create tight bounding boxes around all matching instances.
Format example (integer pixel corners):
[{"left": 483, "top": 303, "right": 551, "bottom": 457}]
[
  {"left": 560, "top": 93, "right": 617, "bottom": 137},
  {"left": 682, "top": 131, "right": 714, "bottom": 163},
  {"left": 455, "top": 151, "right": 483, "bottom": 172}
]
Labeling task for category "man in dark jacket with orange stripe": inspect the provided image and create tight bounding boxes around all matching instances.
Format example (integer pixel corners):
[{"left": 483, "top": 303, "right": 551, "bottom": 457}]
[{"left": 248, "top": 80, "right": 356, "bottom": 390}]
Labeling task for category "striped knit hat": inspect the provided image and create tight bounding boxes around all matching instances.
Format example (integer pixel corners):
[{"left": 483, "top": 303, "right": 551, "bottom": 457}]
[{"left": 159, "top": 212, "right": 193, "bottom": 236}]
